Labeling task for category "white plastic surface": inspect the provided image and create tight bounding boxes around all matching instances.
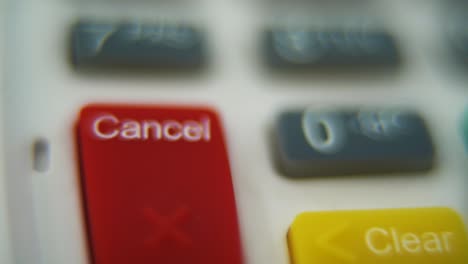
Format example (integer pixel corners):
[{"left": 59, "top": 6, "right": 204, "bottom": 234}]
[
  {"left": 2, "top": 0, "right": 468, "bottom": 264},
  {"left": 0, "top": 0, "right": 13, "bottom": 263}
]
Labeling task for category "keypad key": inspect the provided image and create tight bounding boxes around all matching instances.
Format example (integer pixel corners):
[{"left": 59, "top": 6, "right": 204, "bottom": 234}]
[
  {"left": 450, "top": 23, "right": 468, "bottom": 66},
  {"left": 77, "top": 104, "right": 243, "bottom": 264},
  {"left": 288, "top": 208, "right": 468, "bottom": 264},
  {"left": 71, "top": 21, "right": 206, "bottom": 68},
  {"left": 462, "top": 109, "right": 468, "bottom": 151},
  {"left": 264, "top": 29, "right": 400, "bottom": 68},
  {"left": 275, "top": 108, "right": 434, "bottom": 177}
]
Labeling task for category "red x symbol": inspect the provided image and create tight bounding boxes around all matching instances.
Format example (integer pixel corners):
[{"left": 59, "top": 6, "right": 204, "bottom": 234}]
[{"left": 142, "top": 206, "right": 192, "bottom": 248}]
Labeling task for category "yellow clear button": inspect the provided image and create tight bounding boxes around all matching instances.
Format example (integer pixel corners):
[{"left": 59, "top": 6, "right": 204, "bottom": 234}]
[{"left": 288, "top": 208, "right": 468, "bottom": 264}]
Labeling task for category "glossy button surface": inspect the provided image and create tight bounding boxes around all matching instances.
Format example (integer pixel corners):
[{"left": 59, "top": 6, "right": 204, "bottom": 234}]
[
  {"left": 462, "top": 109, "right": 468, "bottom": 151},
  {"left": 71, "top": 21, "right": 205, "bottom": 68},
  {"left": 265, "top": 29, "right": 400, "bottom": 68},
  {"left": 275, "top": 108, "right": 434, "bottom": 177},
  {"left": 447, "top": 7, "right": 468, "bottom": 66},
  {"left": 288, "top": 208, "right": 468, "bottom": 264},
  {"left": 77, "top": 104, "right": 243, "bottom": 264}
]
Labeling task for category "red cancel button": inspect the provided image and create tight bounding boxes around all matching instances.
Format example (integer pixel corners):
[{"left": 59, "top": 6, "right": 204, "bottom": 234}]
[{"left": 77, "top": 104, "right": 244, "bottom": 264}]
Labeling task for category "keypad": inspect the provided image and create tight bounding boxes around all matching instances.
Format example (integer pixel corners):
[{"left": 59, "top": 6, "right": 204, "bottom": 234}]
[{"left": 4, "top": 2, "right": 467, "bottom": 264}]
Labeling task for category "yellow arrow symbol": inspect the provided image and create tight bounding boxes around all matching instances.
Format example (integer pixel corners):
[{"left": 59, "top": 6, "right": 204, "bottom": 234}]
[{"left": 315, "top": 222, "right": 357, "bottom": 263}]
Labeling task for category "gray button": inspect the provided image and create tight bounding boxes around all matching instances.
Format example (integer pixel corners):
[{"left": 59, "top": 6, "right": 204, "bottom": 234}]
[
  {"left": 275, "top": 109, "right": 434, "bottom": 177},
  {"left": 264, "top": 29, "right": 400, "bottom": 69},
  {"left": 71, "top": 21, "right": 206, "bottom": 69},
  {"left": 448, "top": 19, "right": 468, "bottom": 66}
]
